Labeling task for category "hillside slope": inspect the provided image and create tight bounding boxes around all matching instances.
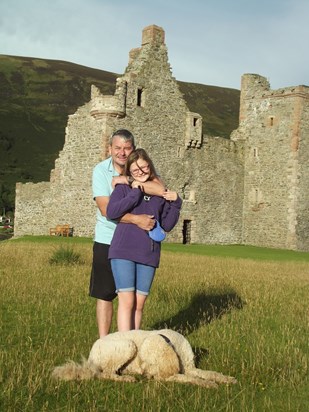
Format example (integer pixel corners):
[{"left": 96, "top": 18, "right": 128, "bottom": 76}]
[{"left": 0, "top": 55, "right": 240, "bottom": 211}]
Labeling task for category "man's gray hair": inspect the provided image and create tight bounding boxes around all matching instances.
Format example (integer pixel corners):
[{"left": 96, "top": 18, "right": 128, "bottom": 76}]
[{"left": 109, "top": 129, "right": 135, "bottom": 147}]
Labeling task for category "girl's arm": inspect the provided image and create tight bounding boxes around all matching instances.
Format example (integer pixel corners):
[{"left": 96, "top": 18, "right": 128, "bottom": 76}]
[
  {"left": 160, "top": 195, "right": 183, "bottom": 232},
  {"left": 106, "top": 185, "right": 142, "bottom": 220}
]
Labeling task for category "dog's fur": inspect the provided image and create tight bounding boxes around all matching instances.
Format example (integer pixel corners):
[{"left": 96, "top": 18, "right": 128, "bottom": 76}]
[{"left": 52, "top": 329, "right": 237, "bottom": 388}]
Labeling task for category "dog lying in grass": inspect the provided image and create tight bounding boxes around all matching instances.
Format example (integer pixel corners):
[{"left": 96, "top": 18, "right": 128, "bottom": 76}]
[{"left": 52, "top": 329, "right": 237, "bottom": 388}]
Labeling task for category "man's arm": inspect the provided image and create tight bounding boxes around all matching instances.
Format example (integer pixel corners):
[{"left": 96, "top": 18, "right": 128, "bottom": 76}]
[
  {"left": 134, "top": 177, "right": 165, "bottom": 196},
  {"left": 95, "top": 196, "right": 155, "bottom": 231},
  {"left": 121, "top": 213, "right": 155, "bottom": 230},
  {"left": 95, "top": 196, "right": 109, "bottom": 217},
  {"left": 112, "top": 176, "right": 165, "bottom": 196}
]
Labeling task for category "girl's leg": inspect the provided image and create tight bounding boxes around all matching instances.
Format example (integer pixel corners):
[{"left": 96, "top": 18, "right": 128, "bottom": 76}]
[
  {"left": 134, "top": 263, "right": 156, "bottom": 329},
  {"left": 110, "top": 259, "right": 136, "bottom": 331},
  {"left": 134, "top": 293, "right": 148, "bottom": 329},
  {"left": 117, "top": 291, "right": 135, "bottom": 331}
]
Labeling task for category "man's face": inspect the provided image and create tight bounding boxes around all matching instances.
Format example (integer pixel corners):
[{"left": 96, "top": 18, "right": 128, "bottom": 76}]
[{"left": 109, "top": 136, "right": 134, "bottom": 173}]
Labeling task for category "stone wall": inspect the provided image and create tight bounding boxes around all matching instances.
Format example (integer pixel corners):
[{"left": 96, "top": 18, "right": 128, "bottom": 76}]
[
  {"left": 15, "top": 102, "right": 105, "bottom": 238},
  {"left": 296, "top": 95, "right": 309, "bottom": 251},
  {"left": 232, "top": 75, "right": 309, "bottom": 251},
  {"left": 14, "top": 25, "right": 309, "bottom": 251},
  {"left": 14, "top": 181, "right": 51, "bottom": 235}
]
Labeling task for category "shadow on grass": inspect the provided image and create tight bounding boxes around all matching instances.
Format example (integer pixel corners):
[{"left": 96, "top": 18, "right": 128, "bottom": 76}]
[
  {"left": 151, "top": 291, "right": 244, "bottom": 364},
  {"left": 151, "top": 292, "right": 243, "bottom": 334},
  {"left": 151, "top": 292, "right": 243, "bottom": 333}
]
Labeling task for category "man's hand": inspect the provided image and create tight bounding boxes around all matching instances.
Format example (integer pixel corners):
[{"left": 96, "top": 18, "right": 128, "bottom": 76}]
[{"left": 130, "top": 214, "right": 155, "bottom": 230}]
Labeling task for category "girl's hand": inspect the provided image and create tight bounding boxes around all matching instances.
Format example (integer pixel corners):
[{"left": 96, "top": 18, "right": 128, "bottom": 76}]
[
  {"left": 163, "top": 190, "right": 177, "bottom": 201},
  {"left": 131, "top": 180, "right": 144, "bottom": 191},
  {"left": 112, "top": 175, "right": 128, "bottom": 188}
]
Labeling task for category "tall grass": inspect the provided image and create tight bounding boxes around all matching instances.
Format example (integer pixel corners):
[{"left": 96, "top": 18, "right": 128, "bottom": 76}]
[
  {"left": 0, "top": 238, "right": 308, "bottom": 411},
  {"left": 49, "top": 246, "right": 84, "bottom": 265}
]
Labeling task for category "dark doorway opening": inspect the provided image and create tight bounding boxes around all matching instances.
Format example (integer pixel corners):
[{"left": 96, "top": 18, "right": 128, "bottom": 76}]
[
  {"left": 137, "top": 88, "right": 143, "bottom": 106},
  {"left": 182, "top": 219, "right": 191, "bottom": 244}
]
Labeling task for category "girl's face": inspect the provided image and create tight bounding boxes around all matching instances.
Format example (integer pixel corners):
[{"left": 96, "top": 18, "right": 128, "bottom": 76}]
[{"left": 129, "top": 159, "right": 150, "bottom": 183}]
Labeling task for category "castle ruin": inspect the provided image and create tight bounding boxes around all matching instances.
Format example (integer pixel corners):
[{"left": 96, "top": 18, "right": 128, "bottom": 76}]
[{"left": 14, "top": 25, "right": 309, "bottom": 251}]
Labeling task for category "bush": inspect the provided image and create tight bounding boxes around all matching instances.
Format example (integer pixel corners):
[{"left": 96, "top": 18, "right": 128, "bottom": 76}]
[{"left": 49, "top": 246, "right": 84, "bottom": 265}]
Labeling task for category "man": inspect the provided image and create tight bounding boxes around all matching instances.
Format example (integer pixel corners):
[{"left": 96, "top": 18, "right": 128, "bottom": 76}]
[{"left": 89, "top": 129, "right": 164, "bottom": 337}]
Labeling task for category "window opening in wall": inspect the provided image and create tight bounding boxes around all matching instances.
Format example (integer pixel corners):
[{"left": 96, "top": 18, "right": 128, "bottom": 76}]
[
  {"left": 137, "top": 88, "right": 143, "bottom": 107},
  {"left": 253, "top": 148, "right": 258, "bottom": 157},
  {"left": 177, "top": 146, "right": 181, "bottom": 158},
  {"left": 188, "top": 190, "right": 196, "bottom": 202},
  {"left": 193, "top": 117, "right": 198, "bottom": 127},
  {"left": 270, "top": 116, "right": 274, "bottom": 126},
  {"left": 182, "top": 220, "right": 191, "bottom": 244}
]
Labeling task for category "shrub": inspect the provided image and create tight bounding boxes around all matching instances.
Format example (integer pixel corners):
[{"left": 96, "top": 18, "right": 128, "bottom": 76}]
[{"left": 49, "top": 246, "right": 84, "bottom": 265}]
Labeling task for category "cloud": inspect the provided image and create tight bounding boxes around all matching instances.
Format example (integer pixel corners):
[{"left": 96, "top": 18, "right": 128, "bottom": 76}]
[{"left": 0, "top": 0, "right": 308, "bottom": 89}]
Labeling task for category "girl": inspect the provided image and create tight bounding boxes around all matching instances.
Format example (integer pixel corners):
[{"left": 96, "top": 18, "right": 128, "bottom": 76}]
[{"left": 106, "top": 148, "right": 182, "bottom": 331}]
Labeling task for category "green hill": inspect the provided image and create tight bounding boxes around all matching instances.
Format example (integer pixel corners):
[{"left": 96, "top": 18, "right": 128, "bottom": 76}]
[{"left": 0, "top": 55, "right": 240, "bottom": 212}]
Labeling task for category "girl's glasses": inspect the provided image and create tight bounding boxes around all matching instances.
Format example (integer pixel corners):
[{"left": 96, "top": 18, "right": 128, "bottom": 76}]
[{"left": 130, "top": 164, "right": 150, "bottom": 176}]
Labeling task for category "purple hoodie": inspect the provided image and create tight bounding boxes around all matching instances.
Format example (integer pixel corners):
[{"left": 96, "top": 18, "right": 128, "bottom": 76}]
[{"left": 106, "top": 185, "right": 182, "bottom": 267}]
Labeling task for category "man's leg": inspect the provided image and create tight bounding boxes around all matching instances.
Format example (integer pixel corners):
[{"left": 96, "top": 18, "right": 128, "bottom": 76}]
[
  {"left": 96, "top": 299, "right": 113, "bottom": 337},
  {"left": 89, "top": 242, "right": 117, "bottom": 337}
]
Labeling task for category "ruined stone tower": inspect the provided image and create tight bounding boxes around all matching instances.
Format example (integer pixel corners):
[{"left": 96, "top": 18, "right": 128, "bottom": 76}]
[
  {"left": 14, "top": 25, "right": 309, "bottom": 251},
  {"left": 232, "top": 74, "right": 309, "bottom": 250}
]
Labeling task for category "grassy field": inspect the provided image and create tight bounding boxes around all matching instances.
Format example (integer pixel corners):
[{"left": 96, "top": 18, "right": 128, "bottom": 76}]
[{"left": 0, "top": 237, "right": 308, "bottom": 411}]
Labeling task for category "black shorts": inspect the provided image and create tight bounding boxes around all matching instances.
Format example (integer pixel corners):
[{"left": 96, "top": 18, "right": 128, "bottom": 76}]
[{"left": 89, "top": 242, "right": 117, "bottom": 301}]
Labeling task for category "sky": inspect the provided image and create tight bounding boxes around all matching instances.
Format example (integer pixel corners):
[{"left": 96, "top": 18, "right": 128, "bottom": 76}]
[{"left": 0, "top": 0, "right": 308, "bottom": 90}]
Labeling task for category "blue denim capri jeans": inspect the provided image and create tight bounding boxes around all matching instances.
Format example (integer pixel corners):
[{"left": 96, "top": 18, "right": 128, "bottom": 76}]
[{"left": 110, "top": 259, "right": 156, "bottom": 295}]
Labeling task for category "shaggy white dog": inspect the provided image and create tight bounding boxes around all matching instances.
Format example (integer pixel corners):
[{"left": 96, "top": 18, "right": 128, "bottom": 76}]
[{"left": 52, "top": 329, "right": 237, "bottom": 388}]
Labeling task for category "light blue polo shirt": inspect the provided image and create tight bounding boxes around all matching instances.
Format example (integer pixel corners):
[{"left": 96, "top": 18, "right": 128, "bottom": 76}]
[{"left": 92, "top": 157, "right": 119, "bottom": 245}]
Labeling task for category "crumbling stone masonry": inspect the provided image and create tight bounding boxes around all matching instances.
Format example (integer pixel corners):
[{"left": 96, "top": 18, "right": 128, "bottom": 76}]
[{"left": 14, "top": 25, "right": 309, "bottom": 251}]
